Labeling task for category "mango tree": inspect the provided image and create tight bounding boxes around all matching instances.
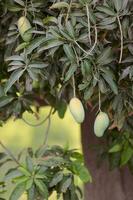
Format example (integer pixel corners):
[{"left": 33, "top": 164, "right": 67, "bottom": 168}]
[{"left": 0, "top": 0, "right": 133, "bottom": 200}]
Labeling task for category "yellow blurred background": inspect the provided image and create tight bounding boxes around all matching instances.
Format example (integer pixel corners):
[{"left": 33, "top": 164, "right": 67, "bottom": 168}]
[{"left": 0, "top": 107, "right": 81, "bottom": 199}]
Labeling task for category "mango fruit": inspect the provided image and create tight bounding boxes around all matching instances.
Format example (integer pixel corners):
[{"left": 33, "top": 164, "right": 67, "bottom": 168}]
[
  {"left": 18, "top": 16, "right": 32, "bottom": 42},
  {"left": 69, "top": 97, "right": 85, "bottom": 123},
  {"left": 94, "top": 111, "right": 109, "bottom": 137}
]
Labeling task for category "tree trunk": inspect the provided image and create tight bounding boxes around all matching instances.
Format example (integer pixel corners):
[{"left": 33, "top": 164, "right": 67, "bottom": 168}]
[{"left": 81, "top": 107, "right": 133, "bottom": 200}]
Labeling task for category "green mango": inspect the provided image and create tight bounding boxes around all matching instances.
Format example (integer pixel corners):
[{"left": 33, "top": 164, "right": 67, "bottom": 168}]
[
  {"left": 69, "top": 97, "right": 85, "bottom": 123},
  {"left": 18, "top": 16, "right": 32, "bottom": 42},
  {"left": 94, "top": 111, "right": 109, "bottom": 137}
]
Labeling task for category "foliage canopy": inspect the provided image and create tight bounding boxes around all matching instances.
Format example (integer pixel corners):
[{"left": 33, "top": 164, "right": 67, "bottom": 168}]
[{"left": 0, "top": 0, "right": 133, "bottom": 199}]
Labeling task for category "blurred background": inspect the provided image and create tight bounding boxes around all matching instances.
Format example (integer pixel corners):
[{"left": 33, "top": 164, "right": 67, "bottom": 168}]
[{"left": 0, "top": 106, "right": 82, "bottom": 199}]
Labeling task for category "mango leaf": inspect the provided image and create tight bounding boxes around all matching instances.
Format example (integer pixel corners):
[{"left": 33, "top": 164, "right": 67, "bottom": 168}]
[
  {"left": 97, "top": 47, "right": 112, "bottom": 65},
  {"left": 109, "top": 144, "right": 122, "bottom": 153},
  {"left": 49, "top": 171, "right": 63, "bottom": 187},
  {"left": 28, "top": 185, "right": 35, "bottom": 200},
  {"left": 25, "top": 179, "right": 33, "bottom": 190},
  {"left": 57, "top": 100, "right": 67, "bottom": 119},
  {"left": 26, "top": 36, "right": 47, "bottom": 54},
  {"left": 121, "top": 146, "right": 133, "bottom": 166},
  {"left": 0, "top": 153, "right": 6, "bottom": 160},
  {"left": 4, "top": 168, "right": 22, "bottom": 181},
  {"left": 102, "top": 73, "right": 118, "bottom": 95},
  {"left": 38, "top": 39, "right": 64, "bottom": 53},
  {"left": 5, "top": 69, "right": 24, "bottom": 93},
  {"left": 96, "top": 6, "right": 115, "bottom": 16},
  {"left": 14, "top": 0, "right": 25, "bottom": 7},
  {"left": 15, "top": 42, "right": 28, "bottom": 52},
  {"left": 72, "top": 161, "right": 92, "bottom": 183},
  {"left": 64, "top": 64, "right": 77, "bottom": 82},
  {"left": 18, "top": 166, "right": 31, "bottom": 176},
  {"left": 5, "top": 55, "right": 24, "bottom": 62},
  {"left": 63, "top": 44, "right": 75, "bottom": 62},
  {"left": 9, "top": 182, "right": 26, "bottom": 200},
  {"left": 61, "top": 177, "right": 72, "bottom": 193},
  {"left": 50, "top": 2, "right": 69, "bottom": 9},
  {"left": 26, "top": 156, "right": 33, "bottom": 173},
  {"left": 113, "top": 0, "right": 122, "bottom": 12},
  {"left": 0, "top": 96, "right": 14, "bottom": 108},
  {"left": 34, "top": 179, "right": 48, "bottom": 199},
  {"left": 28, "top": 63, "right": 48, "bottom": 69},
  {"left": 99, "top": 17, "right": 116, "bottom": 26},
  {"left": 65, "top": 21, "right": 75, "bottom": 38}
]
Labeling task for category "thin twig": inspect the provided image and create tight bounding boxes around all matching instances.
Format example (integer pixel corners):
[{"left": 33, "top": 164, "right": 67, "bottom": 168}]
[
  {"left": 74, "top": 40, "right": 89, "bottom": 55},
  {"left": 65, "top": 0, "right": 73, "bottom": 23},
  {"left": 24, "top": 0, "right": 28, "bottom": 16},
  {"left": 72, "top": 75, "right": 76, "bottom": 97},
  {"left": 22, "top": 107, "right": 53, "bottom": 127},
  {"left": 82, "top": 25, "right": 98, "bottom": 59},
  {"left": 86, "top": 4, "right": 91, "bottom": 45},
  {"left": 43, "top": 116, "right": 51, "bottom": 145},
  {"left": 72, "top": 45, "right": 79, "bottom": 65},
  {"left": 0, "top": 141, "right": 20, "bottom": 166},
  {"left": 117, "top": 15, "right": 123, "bottom": 63},
  {"left": 98, "top": 89, "right": 101, "bottom": 112}
]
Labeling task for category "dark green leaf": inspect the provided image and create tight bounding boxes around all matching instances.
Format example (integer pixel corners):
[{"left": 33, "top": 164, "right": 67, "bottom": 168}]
[
  {"left": 9, "top": 182, "right": 26, "bottom": 200},
  {"left": 5, "top": 69, "right": 24, "bottom": 93},
  {"left": 64, "top": 64, "right": 77, "bottom": 82},
  {"left": 0, "top": 96, "right": 14, "bottom": 108}
]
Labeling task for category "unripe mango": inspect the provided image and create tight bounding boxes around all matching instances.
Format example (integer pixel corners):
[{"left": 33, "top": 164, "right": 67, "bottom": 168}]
[
  {"left": 69, "top": 97, "right": 85, "bottom": 123},
  {"left": 94, "top": 111, "right": 109, "bottom": 137},
  {"left": 18, "top": 16, "right": 32, "bottom": 42}
]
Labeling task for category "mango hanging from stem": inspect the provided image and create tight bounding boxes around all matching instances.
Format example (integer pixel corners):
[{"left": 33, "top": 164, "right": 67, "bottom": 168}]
[
  {"left": 18, "top": 16, "right": 32, "bottom": 42},
  {"left": 94, "top": 111, "right": 109, "bottom": 137},
  {"left": 69, "top": 97, "right": 85, "bottom": 123}
]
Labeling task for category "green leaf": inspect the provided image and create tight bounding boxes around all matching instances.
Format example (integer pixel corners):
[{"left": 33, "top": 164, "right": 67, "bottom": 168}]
[
  {"left": 5, "top": 69, "right": 24, "bottom": 93},
  {"left": 34, "top": 179, "right": 48, "bottom": 199},
  {"left": 26, "top": 156, "right": 33, "bottom": 173},
  {"left": 0, "top": 96, "right": 14, "bottom": 108},
  {"left": 9, "top": 182, "right": 26, "bottom": 200},
  {"left": 14, "top": 0, "right": 25, "bottom": 7},
  {"left": 26, "top": 36, "right": 47, "bottom": 54},
  {"left": 66, "top": 21, "right": 75, "bottom": 38},
  {"left": 113, "top": 0, "right": 122, "bottom": 12},
  {"left": 49, "top": 172, "right": 63, "bottom": 187},
  {"left": 18, "top": 166, "right": 31, "bottom": 176},
  {"left": 28, "top": 185, "right": 35, "bottom": 200},
  {"left": 63, "top": 44, "right": 75, "bottom": 62},
  {"left": 28, "top": 63, "right": 48, "bottom": 69},
  {"left": 0, "top": 152, "right": 6, "bottom": 160},
  {"left": 4, "top": 168, "right": 22, "bottom": 181},
  {"left": 102, "top": 72, "right": 118, "bottom": 95},
  {"left": 25, "top": 179, "right": 33, "bottom": 190},
  {"left": 15, "top": 42, "right": 28, "bottom": 52},
  {"left": 61, "top": 177, "right": 72, "bottom": 193},
  {"left": 99, "top": 17, "right": 116, "bottom": 26},
  {"left": 38, "top": 39, "right": 64, "bottom": 53},
  {"left": 96, "top": 6, "right": 115, "bottom": 16},
  {"left": 72, "top": 161, "right": 92, "bottom": 183},
  {"left": 121, "top": 146, "right": 133, "bottom": 166},
  {"left": 57, "top": 100, "right": 67, "bottom": 119},
  {"left": 97, "top": 47, "right": 112, "bottom": 65},
  {"left": 109, "top": 144, "right": 122, "bottom": 153},
  {"left": 50, "top": 2, "right": 69, "bottom": 9},
  {"left": 5, "top": 55, "right": 24, "bottom": 62},
  {"left": 64, "top": 64, "right": 77, "bottom": 82}
]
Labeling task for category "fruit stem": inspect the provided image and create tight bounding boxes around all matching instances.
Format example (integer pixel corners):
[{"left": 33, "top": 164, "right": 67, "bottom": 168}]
[
  {"left": 86, "top": 4, "right": 91, "bottom": 45},
  {"left": 98, "top": 89, "right": 101, "bottom": 112},
  {"left": 0, "top": 141, "right": 21, "bottom": 166},
  {"left": 72, "top": 75, "right": 76, "bottom": 97},
  {"left": 117, "top": 15, "right": 123, "bottom": 63}
]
